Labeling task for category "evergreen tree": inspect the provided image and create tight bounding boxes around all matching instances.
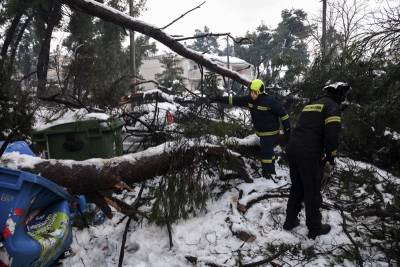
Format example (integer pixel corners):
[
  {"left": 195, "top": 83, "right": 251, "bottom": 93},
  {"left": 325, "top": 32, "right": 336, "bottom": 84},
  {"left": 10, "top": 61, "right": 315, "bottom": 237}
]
[
  {"left": 135, "top": 34, "right": 158, "bottom": 71},
  {"left": 270, "top": 9, "right": 311, "bottom": 84},
  {"left": 188, "top": 26, "right": 220, "bottom": 54},
  {"left": 62, "top": 0, "right": 154, "bottom": 108},
  {"left": 155, "top": 53, "right": 185, "bottom": 91},
  {"left": 0, "top": 0, "right": 58, "bottom": 142},
  {"left": 90, "top": 0, "right": 128, "bottom": 107},
  {"left": 234, "top": 23, "right": 274, "bottom": 80},
  {"left": 62, "top": 10, "right": 96, "bottom": 101}
]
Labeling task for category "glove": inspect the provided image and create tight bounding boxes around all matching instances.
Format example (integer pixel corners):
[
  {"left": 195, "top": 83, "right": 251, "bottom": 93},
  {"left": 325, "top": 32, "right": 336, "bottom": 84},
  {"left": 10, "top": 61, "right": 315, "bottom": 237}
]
[
  {"left": 277, "top": 130, "right": 290, "bottom": 148},
  {"left": 321, "top": 152, "right": 335, "bottom": 166}
]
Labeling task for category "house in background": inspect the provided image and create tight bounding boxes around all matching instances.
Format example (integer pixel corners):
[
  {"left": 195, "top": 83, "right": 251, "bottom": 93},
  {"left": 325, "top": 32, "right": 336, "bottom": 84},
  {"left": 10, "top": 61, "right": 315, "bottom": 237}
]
[{"left": 139, "top": 53, "right": 255, "bottom": 91}]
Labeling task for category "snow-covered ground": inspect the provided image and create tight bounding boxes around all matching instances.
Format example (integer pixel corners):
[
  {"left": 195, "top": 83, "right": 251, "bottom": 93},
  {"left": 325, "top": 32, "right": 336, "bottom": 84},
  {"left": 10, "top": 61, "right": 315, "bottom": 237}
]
[
  {"left": 3, "top": 95, "right": 398, "bottom": 267},
  {"left": 1, "top": 139, "right": 397, "bottom": 266},
  {"left": 60, "top": 160, "right": 382, "bottom": 267}
]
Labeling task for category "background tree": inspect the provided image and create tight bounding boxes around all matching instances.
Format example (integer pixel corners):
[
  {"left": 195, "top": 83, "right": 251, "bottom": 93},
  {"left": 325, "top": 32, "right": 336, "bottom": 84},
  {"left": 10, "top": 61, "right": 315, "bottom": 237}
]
[
  {"left": 0, "top": 0, "right": 60, "bottom": 147},
  {"left": 364, "top": 1, "right": 400, "bottom": 55},
  {"left": 234, "top": 9, "right": 310, "bottom": 88},
  {"left": 297, "top": 0, "right": 400, "bottom": 174},
  {"left": 234, "top": 23, "right": 274, "bottom": 80},
  {"left": 134, "top": 35, "right": 157, "bottom": 71},
  {"left": 188, "top": 26, "right": 220, "bottom": 54},
  {"left": 61, "top": 0, "right": 153, "bottom": 108},
  {"left": 62, "top": 9, "right": 96, "bottom": 102},
  {"left": 269, "top": 9, "right": 311, "bottom": 85}
]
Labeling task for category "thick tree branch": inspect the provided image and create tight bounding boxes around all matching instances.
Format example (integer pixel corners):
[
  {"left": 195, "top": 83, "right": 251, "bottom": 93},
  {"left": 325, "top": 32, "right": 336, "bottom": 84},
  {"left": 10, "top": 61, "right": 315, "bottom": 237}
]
[
  {"left": 0, "top": 144, "right": 249, "bottom": 193},
  {"left": 353, "top": 208, "right": 400, "bottom": 221}
]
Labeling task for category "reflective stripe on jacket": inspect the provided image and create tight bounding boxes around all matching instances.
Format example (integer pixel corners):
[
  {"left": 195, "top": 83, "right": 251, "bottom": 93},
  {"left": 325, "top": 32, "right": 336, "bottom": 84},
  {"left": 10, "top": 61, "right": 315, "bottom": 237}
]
[{"left": 220, "top": 94, "right": 290, "bottom": 135}]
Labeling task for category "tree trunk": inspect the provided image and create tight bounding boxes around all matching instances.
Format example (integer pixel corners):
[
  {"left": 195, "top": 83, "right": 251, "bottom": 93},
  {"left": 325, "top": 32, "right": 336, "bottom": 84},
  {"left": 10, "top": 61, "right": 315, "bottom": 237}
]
[
  {"left": 1, "top": 145, "right": 249, "bottom": 194},
  {"left": 321, "top": 0, "right": 327, "bottom": 62},
  {"left": 37, "top": 0, "right": 62, "bottom": 98}
]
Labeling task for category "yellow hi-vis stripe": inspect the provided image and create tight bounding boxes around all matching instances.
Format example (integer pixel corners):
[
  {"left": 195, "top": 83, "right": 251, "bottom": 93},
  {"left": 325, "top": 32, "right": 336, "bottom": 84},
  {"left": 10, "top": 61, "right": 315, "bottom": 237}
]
[
  {"left": 303, "top": 104, "right": 324, "bottom": 112},
  {"left": 257, "top": 105, "right": 270, "bottom": 111},
  {"left": 261, "top": 156, "right": 276, "bottom": 164},
  {"left": 228, "top": 95, "right": 233, "bottom": 105},
  {"left": 256, "top": 130, "right": 279, "bottom": 136},
  {"left": 247, "top": 103, "right": 271, "bottom": 111},
  {"left": 325, "top": 116, "right": 341, "bottom": 124},
  {"left": 280, "top": 114, "right": 289, "bottom": 120}
]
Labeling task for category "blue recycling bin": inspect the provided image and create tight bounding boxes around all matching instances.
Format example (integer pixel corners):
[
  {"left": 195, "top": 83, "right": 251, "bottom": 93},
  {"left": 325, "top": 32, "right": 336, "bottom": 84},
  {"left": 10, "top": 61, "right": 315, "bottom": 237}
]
[
  {"left": 0, "top": 167, "right": 73, "bottom": 267},
  {"left": 0, "top": 141, "right": 36, "bottom": 157}
]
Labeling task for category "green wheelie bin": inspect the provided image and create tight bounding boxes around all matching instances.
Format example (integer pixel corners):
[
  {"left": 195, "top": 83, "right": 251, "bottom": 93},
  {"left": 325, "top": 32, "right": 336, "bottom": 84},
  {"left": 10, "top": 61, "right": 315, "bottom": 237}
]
[{"left": 32, "top": 118, "right": 124, "bottom": 160}]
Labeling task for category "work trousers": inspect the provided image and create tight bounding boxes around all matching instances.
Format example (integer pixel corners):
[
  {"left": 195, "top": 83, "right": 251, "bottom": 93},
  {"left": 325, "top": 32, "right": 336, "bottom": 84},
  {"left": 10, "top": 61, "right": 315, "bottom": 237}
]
[
  {"left": 259, "top": 135, "right": 277, "bottom": 175},
  {"left": 285, "top": 152, "right": 323, "bottom": 231}
]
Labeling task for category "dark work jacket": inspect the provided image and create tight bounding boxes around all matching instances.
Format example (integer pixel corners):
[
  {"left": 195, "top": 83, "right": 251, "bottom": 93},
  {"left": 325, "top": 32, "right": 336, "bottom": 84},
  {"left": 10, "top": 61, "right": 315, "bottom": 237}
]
[
  {"left": 219, "top": 94, "right": 290, "bottom": 136},
  {"left": 288, "top": 96, "right": 341, "bottom": 158}
]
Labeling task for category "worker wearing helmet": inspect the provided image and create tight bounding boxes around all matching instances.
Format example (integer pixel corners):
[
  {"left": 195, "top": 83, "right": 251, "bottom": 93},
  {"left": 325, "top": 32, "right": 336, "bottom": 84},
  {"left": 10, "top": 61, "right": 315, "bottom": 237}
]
[
  {"left": 211, "top": 79, "right": 291, "bottom": 178},
  {"left": 283, "top": 82, "right": 351, "bottom": 239}
]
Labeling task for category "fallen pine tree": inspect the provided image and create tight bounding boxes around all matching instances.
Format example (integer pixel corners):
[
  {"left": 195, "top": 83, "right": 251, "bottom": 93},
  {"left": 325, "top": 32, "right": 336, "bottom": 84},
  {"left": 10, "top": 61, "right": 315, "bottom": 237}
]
[{"left": 0, "top": 140, "right": 252, "bottom": 218}]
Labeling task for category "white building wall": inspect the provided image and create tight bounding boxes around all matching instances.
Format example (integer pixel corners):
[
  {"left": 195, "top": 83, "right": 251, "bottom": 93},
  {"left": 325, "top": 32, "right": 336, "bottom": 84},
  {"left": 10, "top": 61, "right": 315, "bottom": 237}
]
[{"left": 138, "top": 54, "right": 255, "bottom": 92}]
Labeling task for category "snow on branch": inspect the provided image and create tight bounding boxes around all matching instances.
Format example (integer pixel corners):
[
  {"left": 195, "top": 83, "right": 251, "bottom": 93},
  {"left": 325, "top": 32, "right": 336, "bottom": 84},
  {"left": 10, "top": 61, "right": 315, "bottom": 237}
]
[{"left": 0, "top": 141, "right": 249, "bottom": 193}]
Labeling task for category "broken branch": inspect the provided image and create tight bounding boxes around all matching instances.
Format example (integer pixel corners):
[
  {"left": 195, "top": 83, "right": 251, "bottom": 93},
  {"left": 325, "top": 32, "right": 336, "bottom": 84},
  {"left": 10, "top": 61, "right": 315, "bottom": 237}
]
[{"left": 161, "top": 1, "right": 206, "bottom": 30}]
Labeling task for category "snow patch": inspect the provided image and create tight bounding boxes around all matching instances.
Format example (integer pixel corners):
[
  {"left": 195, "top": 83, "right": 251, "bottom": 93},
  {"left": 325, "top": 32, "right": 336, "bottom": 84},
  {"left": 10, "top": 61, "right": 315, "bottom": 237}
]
[
  {"left": 34, "top": 108, "right": 110, "bottom": 131},
  {"left": 384, "top": 127, "right": 400, "bottom": 140}
]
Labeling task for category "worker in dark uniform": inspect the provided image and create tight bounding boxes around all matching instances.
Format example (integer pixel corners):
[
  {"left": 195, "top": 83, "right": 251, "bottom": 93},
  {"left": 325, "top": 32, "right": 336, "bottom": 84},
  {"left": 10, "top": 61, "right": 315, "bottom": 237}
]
[
  {"left": 211, "top": 79, "right": 291, "bottom": 178},
  {"left": 283, "top": 82, "right": 351, "bottom": 239}
]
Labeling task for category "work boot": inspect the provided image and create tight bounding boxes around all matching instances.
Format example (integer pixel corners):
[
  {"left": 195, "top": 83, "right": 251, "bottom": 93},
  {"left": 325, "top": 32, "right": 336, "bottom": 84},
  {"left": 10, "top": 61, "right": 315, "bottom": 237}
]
[
  {"left": 283, "top": 218, "right": 300, "bottom": 230},
  {"left": 307, "top": 224, "right": 331, "bottom": 239}
]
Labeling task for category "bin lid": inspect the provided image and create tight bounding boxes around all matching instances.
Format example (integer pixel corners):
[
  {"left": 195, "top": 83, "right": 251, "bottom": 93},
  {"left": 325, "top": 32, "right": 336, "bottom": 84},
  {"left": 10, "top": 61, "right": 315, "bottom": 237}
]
[
  {"left": 0, "top": 141, "right": 36, "bottom": 157},
  {"left": 33, "top": 117, "right": 124, "bottom": 135},
  {"left": 0, "top": 167, "right": 72, "bottom": 201}
]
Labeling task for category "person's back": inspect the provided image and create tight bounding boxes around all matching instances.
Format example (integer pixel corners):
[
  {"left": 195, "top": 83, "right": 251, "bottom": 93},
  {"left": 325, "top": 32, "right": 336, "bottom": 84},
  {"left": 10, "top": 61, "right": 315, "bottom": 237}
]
[
  {"left": 288, "top": 96, "right": 341, "bottom": 158},
  {"left": 248, "top": 93, "right": 287, "bottom": 135}
]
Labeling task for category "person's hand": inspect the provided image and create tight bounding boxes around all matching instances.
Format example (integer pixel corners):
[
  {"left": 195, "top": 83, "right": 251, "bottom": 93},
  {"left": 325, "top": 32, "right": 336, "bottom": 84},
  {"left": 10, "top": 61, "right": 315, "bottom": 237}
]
[{"left": 276, "top": 130, "right": 290, "bottom": 150}]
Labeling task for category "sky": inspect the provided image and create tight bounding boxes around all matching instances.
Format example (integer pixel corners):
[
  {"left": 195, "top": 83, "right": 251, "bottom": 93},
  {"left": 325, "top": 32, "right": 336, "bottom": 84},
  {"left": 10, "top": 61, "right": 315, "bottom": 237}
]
[
  {"left": 139, "top": 0, "right": 322, "bottom": 38},
  {"left": 51, "top": 0, "right": 321, "bottom": 54},
  {"left": 136, "top": 0, "right": 322, "bottom": 53}
]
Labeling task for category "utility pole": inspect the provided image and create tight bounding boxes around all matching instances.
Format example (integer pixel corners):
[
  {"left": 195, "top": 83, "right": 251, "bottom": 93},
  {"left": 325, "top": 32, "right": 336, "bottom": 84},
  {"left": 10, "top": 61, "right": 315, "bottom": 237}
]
[
  {"left": 226, "top": 35, "right": 230, "bottom": 70},
  {"left": 322, "top": 0, "right": 327, "bottom": 64},
  {"left": 129, "top": 0, "right": 136, "bottom": 93}
]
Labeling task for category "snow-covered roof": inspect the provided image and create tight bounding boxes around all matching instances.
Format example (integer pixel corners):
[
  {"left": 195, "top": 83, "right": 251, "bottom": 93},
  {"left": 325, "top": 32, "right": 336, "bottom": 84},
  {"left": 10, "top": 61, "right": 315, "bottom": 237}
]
[{"left": 203, "top": 54, "right": 251, "bottom": 66}]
